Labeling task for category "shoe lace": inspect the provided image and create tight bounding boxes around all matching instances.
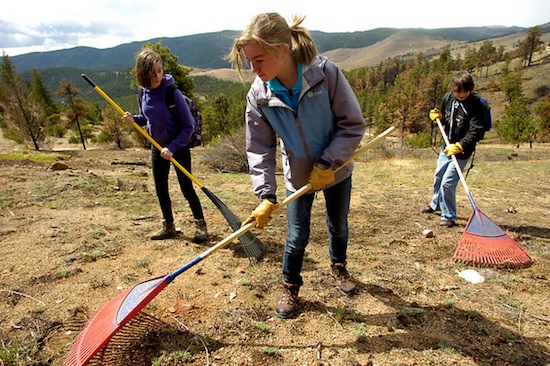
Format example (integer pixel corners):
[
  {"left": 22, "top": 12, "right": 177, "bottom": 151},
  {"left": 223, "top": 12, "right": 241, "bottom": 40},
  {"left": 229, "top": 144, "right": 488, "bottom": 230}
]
[
  {"left": 333, "top": 265, "right": 351, "bottom": 282},
  {"left": 281, "top": 287, "right": 298, "bottom": 305}
]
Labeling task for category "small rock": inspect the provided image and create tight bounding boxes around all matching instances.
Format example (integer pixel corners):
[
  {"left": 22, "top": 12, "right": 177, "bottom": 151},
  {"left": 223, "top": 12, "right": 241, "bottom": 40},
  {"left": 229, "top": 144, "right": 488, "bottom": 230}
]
[
  {"left": 422, "top": 229, "right": 434, "bottom": 238},
  {"left": 50, "top": 162, "right": 69, "bottom": 171},
  {"left": 458, "top": 269, "right": 485, "bottom": 284}
]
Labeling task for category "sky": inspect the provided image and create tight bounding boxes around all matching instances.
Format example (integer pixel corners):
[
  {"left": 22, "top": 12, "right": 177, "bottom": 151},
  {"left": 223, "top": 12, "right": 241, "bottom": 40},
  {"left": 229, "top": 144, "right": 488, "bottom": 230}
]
[{"left": 2, "top": 0, "right": 549, "bottom": 57}]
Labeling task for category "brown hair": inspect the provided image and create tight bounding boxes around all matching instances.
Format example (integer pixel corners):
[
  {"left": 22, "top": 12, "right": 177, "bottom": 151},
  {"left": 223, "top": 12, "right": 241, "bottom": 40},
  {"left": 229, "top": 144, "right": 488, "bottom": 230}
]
[
  {"left": 226, "top": 13, "right": 317, "bottom": 79},
  {"left": 135, "top": 48, "right": 163, "bottom": 88},
  {"left": 449, "top": 71, "right": 475, "bottom": 93}
]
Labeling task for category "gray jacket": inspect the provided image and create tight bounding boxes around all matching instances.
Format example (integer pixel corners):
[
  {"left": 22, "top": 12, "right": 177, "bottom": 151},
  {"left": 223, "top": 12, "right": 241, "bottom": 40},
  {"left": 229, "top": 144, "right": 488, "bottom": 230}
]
[{"left": 245, "top": 55, "right": 366, "bottom": 201}]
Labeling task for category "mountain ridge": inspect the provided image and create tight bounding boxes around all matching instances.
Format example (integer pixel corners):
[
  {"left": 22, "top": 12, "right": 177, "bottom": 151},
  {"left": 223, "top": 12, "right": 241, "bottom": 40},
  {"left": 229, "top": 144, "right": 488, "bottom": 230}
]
[{"left": 9, "top": 25, "right": 542, "bottom": 73}]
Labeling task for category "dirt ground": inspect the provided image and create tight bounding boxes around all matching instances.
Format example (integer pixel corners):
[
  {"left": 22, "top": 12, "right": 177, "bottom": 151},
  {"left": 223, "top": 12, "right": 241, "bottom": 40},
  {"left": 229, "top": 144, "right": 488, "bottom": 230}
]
[{"left": 0, "top": 135, "right": 549, "bottom": 366}]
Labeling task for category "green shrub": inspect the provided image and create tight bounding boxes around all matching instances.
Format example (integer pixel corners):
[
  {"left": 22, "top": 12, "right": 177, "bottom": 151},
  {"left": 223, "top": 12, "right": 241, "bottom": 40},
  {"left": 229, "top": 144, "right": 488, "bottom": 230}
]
[{"left": 404, "top": 133, "right": 432, "bottom": 148}]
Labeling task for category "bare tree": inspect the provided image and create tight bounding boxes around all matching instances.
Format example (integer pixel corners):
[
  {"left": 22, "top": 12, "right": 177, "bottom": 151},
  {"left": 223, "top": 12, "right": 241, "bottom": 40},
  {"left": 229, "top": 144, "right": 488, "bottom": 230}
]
[
  {"left": 99, "top": 106, "right": 133, "bottom": 149},
  {"left": 56, "top": 79, "right": 88, "bottom": 149}
]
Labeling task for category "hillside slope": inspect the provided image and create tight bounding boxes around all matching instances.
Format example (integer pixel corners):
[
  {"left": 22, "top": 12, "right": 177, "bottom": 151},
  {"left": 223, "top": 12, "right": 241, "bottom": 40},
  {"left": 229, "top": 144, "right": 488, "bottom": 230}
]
[
  {"left": 10, "top": 26, "right": 539, "bottom": 73},
  {"left": 195, "top": 26, "right": 550, "bottom": 79},
  {"left": 325, "top": 28, "right": 550, "bottom": 71},
  {"left": 324, "top": 31, "right": 461, "bottom": 70}
]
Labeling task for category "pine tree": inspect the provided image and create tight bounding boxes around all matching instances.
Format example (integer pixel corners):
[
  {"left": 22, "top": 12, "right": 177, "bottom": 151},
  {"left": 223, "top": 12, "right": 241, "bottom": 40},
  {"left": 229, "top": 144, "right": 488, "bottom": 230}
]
[
  {"left": 534, "top": 98, "right": 550, "bottom": 140},
  {"left": 0, "top": 54, "right": 47, "bottom": 150},
  {"left": 497, "top": 98, "right": 537, "bottom": 146},
  {"left": 516, "top": 27, "right": 544, "bottom": 67}
]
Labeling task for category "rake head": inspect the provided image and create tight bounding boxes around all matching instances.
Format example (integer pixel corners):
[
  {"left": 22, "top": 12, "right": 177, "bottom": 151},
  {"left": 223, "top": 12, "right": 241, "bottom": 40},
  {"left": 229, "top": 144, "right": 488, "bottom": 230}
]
[
  {"left": 239, "top": 232, "right": 266, "bottom": 259},
  {"left": 453, "top": 209, "right": 533, "bottom": 269},
  {"left": 201, "top": 187, "right": 265, "bottom": 259},
  {"left": 86, "top": 312, "right": 172, "bottom": 365},
  {"left": 64, "top": 275, "right": 170, "bottom": 366}
]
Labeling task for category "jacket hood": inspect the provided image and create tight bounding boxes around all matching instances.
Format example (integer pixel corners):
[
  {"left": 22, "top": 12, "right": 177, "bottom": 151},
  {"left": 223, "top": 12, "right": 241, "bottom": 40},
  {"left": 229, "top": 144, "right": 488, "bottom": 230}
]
[{"left": 143, "top": 74, "right": 175, "bottom": 93}]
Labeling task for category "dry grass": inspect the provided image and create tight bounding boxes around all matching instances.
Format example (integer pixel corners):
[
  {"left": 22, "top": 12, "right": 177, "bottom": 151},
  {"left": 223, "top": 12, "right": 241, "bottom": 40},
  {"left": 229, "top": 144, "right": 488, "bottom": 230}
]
[{"left": 1, "top": 138, "right": 548, "bottom": 365}]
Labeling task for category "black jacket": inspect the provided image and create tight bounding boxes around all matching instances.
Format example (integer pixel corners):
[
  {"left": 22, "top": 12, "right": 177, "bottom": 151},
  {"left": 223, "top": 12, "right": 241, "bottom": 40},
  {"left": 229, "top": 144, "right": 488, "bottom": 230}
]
[{"left": 440, "top": 92, "right": 485, "bottom": 159}]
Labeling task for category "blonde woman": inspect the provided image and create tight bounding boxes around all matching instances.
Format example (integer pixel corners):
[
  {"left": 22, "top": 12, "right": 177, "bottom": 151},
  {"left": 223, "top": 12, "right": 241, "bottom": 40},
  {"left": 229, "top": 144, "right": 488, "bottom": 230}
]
[{"left": 228, "top": 13, "right": 366, "bottom": 318}]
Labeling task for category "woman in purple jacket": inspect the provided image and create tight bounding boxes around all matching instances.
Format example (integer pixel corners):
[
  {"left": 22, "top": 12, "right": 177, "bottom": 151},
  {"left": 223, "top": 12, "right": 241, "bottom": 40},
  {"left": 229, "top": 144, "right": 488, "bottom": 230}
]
[
  {"left": 228, "top": 13, "right": 366, "bottom": 318},
  {"left": 122, "top": 48, "right": 207, "bottom": 243}
]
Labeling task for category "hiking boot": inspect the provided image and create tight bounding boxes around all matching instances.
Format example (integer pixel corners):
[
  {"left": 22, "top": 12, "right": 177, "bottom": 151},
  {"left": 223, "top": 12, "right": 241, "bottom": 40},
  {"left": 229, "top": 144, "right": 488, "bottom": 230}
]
[
  {"left": 275, "top": 282, "right": 300, "bottom": 319},
  {"left": 193, "top": 219, "right": 208, "bottom": 243},
  {"left": 150, "top": 220, "right": 177, "bottom": 240},
  {"left": 421, "top": 206, "right": 436, "bottom": 214},
  {"left": 439, "top": 220, "right": 455, "bottom": 227},
  {"left": 331, "top": 262, "right": 357, "bottom": 296}
]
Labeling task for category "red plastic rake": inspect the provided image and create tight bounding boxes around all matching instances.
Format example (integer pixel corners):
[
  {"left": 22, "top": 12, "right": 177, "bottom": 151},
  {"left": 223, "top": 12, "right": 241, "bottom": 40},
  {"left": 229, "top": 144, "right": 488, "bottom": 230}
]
[
  {"left": 64, "top": 127, "right": 396, "bottom": 366},
  {"left": 435, "top": 118, "right": 532, "bottom": 268}
]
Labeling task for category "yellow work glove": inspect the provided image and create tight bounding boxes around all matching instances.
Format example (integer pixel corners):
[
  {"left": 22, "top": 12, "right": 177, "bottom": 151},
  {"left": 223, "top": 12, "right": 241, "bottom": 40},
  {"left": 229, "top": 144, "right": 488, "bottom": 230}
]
[
  {"left": 308, "top": 165, "right": 335, "bottom": 191},
  {"left": 429, "top": 108, "right": 442, "bottom": 122},
  {"left": 444, "top": 142, "right": 463, "bottom": 156},
  {"left": 242, "top": 200, "right": 279, "bottom": 229}
]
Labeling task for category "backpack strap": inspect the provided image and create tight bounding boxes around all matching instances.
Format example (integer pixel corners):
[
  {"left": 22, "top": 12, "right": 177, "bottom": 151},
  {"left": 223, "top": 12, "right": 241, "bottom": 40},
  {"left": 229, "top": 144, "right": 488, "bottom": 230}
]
[
  {"left": 442, "top": 92, "right": 452, "bottom": 110},
  {"left": 137, "top": 84, "right": 178, "bottom": 117},
  {"left": 137, "top": 86, "right": 144, "bottom": 113},
  {"left": 165, "top": 84, "right": 177, "bottom": 116},
  {"left": 465, "top": 150, "right": 475, "bottom": 179}
]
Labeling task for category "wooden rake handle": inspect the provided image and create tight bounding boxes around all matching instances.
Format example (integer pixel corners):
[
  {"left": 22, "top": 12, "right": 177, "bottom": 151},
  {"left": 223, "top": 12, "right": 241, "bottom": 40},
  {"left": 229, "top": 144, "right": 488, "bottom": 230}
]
[{"left": 435, "top": 118, "right": 476, "bottom": 209}]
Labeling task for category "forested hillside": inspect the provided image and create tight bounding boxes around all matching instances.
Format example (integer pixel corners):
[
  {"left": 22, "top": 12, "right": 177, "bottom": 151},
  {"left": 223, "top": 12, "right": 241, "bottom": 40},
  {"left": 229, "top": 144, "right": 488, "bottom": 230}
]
[{"left": 1, "top": 26, "right": 549, "bottom": 156}]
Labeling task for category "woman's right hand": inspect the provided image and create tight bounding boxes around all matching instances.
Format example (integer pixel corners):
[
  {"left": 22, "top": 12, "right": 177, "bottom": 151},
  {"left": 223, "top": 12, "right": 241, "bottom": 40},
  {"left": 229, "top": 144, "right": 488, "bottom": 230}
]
[{"left": 122, "top": 112, "right": 134, "bottom": 125}]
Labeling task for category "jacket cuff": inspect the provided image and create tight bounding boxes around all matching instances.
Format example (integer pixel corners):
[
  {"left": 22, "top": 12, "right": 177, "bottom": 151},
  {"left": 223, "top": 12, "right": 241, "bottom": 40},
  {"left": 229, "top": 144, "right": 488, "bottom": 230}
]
[
  {"left": 316, "top": 158, "right": 331, "bottom": 168},
  {"left": 260, "top": 194, "right": 277, "bottom": 204}
]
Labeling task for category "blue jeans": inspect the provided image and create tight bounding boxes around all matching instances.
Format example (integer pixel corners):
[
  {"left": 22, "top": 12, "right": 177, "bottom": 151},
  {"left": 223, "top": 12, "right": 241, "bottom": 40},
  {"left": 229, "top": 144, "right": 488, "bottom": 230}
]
[
  {"left": 428, "top": 150, "right": 469, "bottom": 222},
  {"left": 282, "top": 176, "right": 352, "bottom": 285}
]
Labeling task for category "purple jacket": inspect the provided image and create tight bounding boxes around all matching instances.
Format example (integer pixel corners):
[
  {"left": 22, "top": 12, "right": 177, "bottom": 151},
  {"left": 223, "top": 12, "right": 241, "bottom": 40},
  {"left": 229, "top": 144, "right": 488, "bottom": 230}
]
[{"left": 133, "top": 74, "right": 195, "bottom": 153}]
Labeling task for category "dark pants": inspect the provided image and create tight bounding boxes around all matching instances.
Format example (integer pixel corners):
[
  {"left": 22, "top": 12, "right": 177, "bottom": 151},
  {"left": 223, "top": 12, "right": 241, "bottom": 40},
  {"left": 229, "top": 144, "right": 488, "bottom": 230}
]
[{"left": 151, "top": 146, "right": 204, "bottom": 224}]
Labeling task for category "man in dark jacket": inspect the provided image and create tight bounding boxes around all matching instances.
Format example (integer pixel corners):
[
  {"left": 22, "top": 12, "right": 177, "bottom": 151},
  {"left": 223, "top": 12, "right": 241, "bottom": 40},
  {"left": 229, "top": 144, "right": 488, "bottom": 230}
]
[{"left": 422, "top": 71, "right": 485, "bottom": 227}]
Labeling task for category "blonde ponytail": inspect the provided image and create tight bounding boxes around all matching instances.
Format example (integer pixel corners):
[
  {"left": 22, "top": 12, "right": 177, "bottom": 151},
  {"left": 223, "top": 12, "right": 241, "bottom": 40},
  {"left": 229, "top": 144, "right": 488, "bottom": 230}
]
[{"left": 288, "top": 15, "right": 317, "bottom": 65}]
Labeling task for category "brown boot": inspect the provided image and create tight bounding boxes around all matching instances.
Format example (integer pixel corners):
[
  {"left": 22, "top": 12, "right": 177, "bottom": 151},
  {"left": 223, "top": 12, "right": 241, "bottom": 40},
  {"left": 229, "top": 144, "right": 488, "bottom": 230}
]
[
  {"left": 275, "top": 282, "right": 300, "bottom": 319},
  {"left": 331, "top": 262, "right": 357, "bottom": 296},
  {"left": 150, "top": 220, "right": 177, "bottom": 240},
  {"left": 193, "top": 219, "right": 208, "bottom": 243}
]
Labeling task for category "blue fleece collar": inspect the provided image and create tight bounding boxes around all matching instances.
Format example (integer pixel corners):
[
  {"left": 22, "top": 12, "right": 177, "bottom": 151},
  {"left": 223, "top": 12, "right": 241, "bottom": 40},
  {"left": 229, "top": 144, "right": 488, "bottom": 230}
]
[{"left": 267, "top": 64, "right": 302, "bottom": 110}]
